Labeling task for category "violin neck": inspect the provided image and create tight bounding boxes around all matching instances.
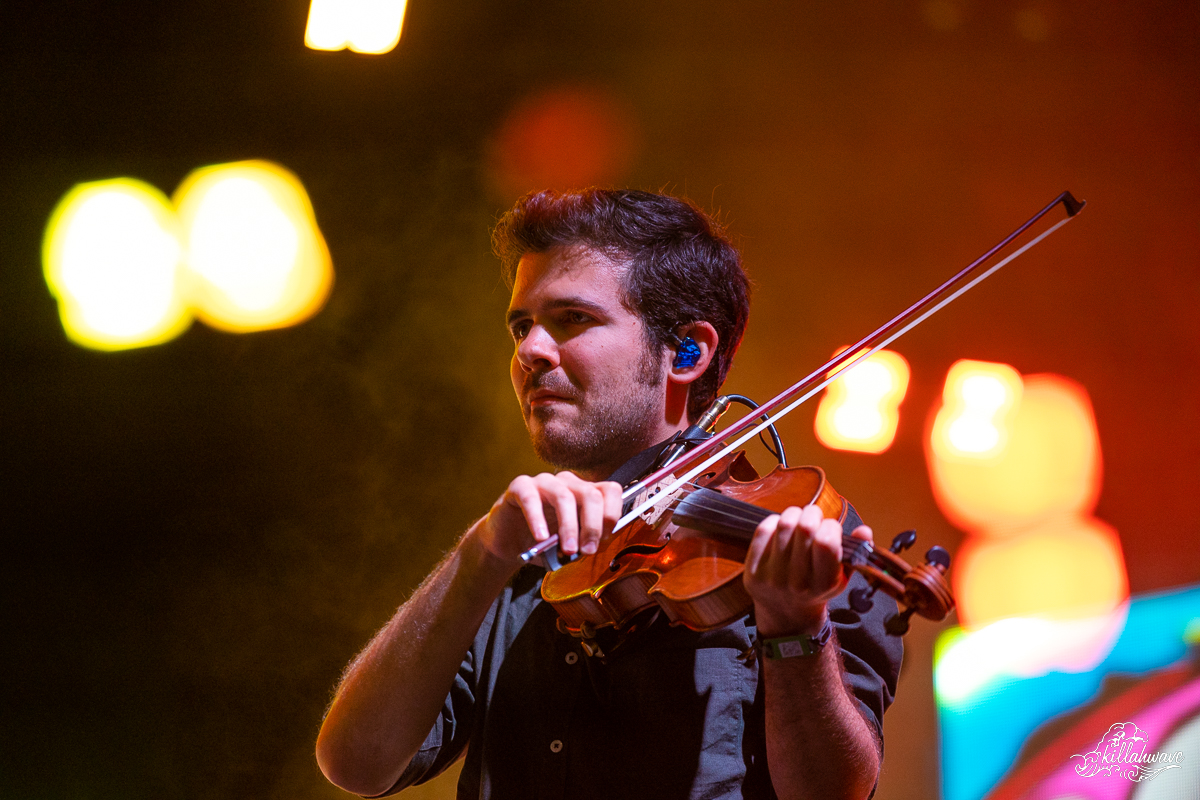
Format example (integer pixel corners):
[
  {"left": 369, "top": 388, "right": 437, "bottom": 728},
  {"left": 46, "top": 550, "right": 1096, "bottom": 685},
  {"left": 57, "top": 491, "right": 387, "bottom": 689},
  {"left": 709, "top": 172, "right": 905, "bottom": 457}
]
[
  {"left": 671, "top": 486, "right": 770, "bottom": 538},
  {"left": 671, "top": 486, "right": 870, "bottom": 565}
]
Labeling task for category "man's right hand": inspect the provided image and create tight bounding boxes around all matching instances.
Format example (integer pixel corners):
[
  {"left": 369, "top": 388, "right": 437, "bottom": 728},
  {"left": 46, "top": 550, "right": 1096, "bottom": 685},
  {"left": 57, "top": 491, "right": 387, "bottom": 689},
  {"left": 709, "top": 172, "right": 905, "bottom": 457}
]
[{"left": 471, "top": 472, "right": 624, "bottom": 566}]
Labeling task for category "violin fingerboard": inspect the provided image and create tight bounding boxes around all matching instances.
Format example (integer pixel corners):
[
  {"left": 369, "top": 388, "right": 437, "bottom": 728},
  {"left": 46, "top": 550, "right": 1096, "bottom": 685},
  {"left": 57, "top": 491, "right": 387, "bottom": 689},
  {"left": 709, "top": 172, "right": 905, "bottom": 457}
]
[{"left": 671, "top": 487, "right": 772, "bottom": 539}]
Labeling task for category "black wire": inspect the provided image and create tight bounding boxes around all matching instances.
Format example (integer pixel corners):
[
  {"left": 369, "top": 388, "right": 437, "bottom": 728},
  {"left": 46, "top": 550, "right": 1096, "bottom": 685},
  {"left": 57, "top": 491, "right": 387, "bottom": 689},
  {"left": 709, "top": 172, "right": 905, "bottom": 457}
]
[{"left": 723, "top": 394, "right": 788, "bottom": 468}]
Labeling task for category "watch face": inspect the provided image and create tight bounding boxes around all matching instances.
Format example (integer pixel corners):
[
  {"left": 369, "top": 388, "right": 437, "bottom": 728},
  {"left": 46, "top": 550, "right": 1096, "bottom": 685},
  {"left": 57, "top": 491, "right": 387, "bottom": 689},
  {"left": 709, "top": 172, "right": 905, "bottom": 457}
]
[{"left": 760, "top": 619, "right": 833, "bottom": 659}]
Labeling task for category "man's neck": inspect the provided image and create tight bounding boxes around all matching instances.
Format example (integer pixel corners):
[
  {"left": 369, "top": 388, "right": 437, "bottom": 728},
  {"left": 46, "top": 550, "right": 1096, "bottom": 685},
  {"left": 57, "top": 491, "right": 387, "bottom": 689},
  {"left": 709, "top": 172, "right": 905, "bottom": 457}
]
[{"left": 576, "top": 421, "right": 689, "bottom": 483}]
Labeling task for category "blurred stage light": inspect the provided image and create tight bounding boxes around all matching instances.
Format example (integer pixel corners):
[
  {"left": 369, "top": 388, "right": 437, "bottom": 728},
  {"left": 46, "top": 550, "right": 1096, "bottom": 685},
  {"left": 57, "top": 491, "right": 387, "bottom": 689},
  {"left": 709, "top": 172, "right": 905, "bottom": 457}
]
[
  {"left": 305, "top": 0, "right": 408, "bottom": 54},
  {"left": 935, "top": 583, "right": 1200, "bottom": 800},
  {"left": 930, "top": 360, "right": 1023, "bottom": 461},
  {"left": 934, "top": 606, "right": 1129, "bottom": 705},
  {"left": 814, "top": 348, "right": 909, "bottom": 453},
  {"left": 926, "top": 364, "right": 1126, "bottom": 630},
  {"left": 42, "top": 179, "right": 191, "bottom": 350},
  {"left": 953, "top": 516, "right": 1128, "bottom": 626},
  {"left": 489, "top": 86, "right": 638, "bottom": 199},
  {"left": 174, "top": 161, "right": 333, "bottom": 333},
  {"left": 928, "top": 369, "right": 1100, "bottom": 534},
  {"left": 43, "top": 162, "right": 332, "bottom": 349}
]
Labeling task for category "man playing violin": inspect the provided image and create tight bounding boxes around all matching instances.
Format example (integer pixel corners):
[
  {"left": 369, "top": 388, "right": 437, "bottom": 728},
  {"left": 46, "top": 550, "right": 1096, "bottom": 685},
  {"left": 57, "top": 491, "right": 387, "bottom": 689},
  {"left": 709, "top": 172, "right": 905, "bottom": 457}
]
[{"left": 316, "top": 189, "right": 903, "bottom": 800}]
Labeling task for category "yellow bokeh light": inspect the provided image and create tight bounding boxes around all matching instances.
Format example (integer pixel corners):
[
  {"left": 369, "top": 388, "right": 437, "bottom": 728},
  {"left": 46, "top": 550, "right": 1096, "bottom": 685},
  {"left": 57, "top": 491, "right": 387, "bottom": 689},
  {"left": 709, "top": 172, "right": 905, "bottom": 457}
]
[
  {"left": 815, "top": 348, "right": 910, "bottom": 453},
  {"left": 305, "top": 0, "right": 408, "bottom": 54},
  {"left": 927, "top": 371, "right": 1102, "bottom": 533},
  {"left": 174, "top": 161, "right": 332, "bottom": 333},
  {"left": 931, "top": 360, "right": 1023, "bottom": 460},
  {"left": 953, "top": 516, "right": 1128, "bottom": 627},
  {"left": 42, "top": 179, "right": 191, "bottom": 351}
]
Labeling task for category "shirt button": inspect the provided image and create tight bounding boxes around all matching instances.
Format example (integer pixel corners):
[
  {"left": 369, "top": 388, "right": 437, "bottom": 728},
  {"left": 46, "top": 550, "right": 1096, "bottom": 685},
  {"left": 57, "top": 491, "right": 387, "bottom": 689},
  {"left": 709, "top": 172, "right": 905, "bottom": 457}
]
[
  {"left": 564, "top": 652, "right": 578, "bottom": 665},
  {"left": 550, "top": 739, "right": 564, "bottom": 753}
]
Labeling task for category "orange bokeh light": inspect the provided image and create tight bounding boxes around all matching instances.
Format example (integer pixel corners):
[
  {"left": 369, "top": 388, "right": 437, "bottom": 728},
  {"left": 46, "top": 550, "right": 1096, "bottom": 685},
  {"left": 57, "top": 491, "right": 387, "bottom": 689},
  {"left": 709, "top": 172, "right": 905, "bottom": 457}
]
[
  {"left": 953, "top": 517, "right": 1128, "bottom": 627},
  {"left": 930, "top": 360, "right": 1023, "bottom": 461},
  {"left": 173, "top": 160, "right": 333, "bottom": 333},
  {"left": 42, "top": 178, "right": 191, "bottom": 351},
  {"left": 304, "top": 0, "right": 407, "bottom": 54},
  {"left": 928, "top": 369, "right": 1101, "bottom": 535},
  {"left": 489, "top": 86, "right": 638, "bottom": 198},
  {"left": 926, "top": 361, "right": 1126, "bottom": 629}
]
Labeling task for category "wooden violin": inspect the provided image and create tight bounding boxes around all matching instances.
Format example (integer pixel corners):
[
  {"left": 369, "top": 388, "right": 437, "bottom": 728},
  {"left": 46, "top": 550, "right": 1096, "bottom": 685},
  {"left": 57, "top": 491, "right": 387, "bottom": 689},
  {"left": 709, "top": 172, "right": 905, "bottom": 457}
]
[
  {"left": 540, "top": 449, "right": 956, "bottom": 637},
  {"left": 524, "top": 190, "right": 1086, "bottom": 640}
]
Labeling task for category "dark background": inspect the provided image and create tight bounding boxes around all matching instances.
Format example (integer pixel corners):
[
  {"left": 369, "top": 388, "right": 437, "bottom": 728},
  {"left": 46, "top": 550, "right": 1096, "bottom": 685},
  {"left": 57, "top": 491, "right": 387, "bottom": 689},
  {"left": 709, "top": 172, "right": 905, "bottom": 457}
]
[{"left": 2, "top": 2, "right": 1198, "bottom": 798}]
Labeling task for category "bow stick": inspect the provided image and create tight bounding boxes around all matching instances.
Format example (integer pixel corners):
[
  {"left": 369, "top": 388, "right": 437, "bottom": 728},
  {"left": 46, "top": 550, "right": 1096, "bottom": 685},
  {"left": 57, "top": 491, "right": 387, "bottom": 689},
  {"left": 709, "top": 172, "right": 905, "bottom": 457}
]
[{"left": 521, "top": 190, "right": 1086, "bottom": 564}]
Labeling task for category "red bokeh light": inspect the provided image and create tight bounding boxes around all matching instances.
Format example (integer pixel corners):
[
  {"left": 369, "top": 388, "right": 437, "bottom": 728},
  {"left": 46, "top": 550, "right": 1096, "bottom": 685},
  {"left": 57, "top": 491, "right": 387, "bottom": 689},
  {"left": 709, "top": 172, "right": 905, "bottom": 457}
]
[{"left": 489, "top": 86, "right": 639, "bottom": 198}]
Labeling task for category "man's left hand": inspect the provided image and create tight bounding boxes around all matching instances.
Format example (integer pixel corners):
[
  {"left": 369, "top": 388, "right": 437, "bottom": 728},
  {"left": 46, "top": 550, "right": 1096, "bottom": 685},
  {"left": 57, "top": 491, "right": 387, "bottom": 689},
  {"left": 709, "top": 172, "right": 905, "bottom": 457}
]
[{"left": 743, "top": 504, "right": 873, "bottom": 637}]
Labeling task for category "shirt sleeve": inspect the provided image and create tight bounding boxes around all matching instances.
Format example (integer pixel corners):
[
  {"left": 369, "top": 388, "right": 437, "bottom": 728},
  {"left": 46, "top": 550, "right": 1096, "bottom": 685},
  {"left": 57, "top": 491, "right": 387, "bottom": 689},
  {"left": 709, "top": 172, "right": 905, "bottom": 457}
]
[
  {"left": 831, "top": 572, "right": 904, "bottom": 741},
  {"left": 830, "top": 504, "right": 905, "bottom": 743}
]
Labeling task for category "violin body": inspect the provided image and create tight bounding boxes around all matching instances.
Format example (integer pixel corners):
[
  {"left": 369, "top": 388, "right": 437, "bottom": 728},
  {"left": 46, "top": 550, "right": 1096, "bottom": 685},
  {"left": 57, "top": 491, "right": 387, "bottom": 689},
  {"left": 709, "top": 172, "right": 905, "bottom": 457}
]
[{"left": 540, "top": 452, "right": 845, "bottom": 635}]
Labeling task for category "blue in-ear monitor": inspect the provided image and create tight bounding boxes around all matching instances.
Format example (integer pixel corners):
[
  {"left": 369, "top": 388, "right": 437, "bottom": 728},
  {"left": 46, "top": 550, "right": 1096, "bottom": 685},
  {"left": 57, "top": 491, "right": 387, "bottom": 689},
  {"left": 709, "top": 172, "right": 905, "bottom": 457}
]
[{"left": 673, "top": 337, "right": 702, "bottom": 369}]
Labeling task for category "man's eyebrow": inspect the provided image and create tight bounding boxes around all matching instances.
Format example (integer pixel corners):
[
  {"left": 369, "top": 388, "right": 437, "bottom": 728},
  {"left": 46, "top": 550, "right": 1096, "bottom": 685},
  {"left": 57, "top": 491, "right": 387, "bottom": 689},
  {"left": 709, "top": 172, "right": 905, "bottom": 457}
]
[{"left": 505, "top": 297, "right": 607, "bottom": 325}]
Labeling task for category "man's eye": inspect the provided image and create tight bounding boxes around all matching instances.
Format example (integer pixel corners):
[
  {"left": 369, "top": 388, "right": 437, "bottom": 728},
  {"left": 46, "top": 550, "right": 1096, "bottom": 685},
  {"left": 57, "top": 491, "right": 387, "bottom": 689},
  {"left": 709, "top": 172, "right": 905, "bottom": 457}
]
[
  {"left": 510, "top": 322, "right": 531, "bottom": 340},
  {"left": 563, "top": 311, "right": 591, "bottom": 325}
]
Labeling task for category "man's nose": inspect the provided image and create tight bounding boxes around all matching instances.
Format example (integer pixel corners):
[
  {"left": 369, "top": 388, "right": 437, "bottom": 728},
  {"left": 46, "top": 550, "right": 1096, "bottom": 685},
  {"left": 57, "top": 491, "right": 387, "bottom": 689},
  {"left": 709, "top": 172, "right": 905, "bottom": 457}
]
[{"left": 515, "top": 325, "right": 559, "bottom": 371}]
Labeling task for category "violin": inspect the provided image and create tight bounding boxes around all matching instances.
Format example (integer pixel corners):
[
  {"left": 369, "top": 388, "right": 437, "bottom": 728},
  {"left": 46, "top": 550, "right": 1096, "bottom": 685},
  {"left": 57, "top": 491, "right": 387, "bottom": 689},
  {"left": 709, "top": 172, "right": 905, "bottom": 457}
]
[
  {"left": 540, "top": 448, "right": 956, "bottom": 637},
  {"left": 525, "top": 190, "right": 1087, "bottom": 641}
]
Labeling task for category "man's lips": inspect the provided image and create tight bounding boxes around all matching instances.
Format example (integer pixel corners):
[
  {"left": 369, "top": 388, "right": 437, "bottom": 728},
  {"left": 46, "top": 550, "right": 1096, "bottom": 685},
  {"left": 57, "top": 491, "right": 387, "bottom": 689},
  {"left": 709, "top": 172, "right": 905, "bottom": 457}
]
[{"left": 527, "top": 390, "right": 573, "bottom": 406}]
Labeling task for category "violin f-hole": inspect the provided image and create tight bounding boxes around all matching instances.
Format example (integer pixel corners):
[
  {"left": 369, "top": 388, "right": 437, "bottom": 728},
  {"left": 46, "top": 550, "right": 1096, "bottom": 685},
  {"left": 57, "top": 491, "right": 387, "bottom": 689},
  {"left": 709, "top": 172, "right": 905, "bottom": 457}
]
[{"left": 608, "top": 539, "right": 671, "bottom": 571}]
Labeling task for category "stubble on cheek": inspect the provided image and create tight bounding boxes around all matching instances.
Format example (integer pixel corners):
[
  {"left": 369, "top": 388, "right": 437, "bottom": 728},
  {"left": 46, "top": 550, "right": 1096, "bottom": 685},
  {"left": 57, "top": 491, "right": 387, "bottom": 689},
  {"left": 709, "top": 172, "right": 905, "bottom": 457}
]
[
  {"left": 520, "top": 338, "right": 670, "bottom": 474},
  {"left": 528, "top": 390, "right": 662, "bottom": 475}
]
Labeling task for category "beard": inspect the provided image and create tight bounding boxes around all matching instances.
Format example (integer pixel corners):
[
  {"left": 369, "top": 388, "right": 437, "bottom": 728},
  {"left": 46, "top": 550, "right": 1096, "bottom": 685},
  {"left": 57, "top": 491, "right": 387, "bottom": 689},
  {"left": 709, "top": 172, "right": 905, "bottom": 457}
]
[{"left": 525, "top": 345, "right": 665, "bottom": 478}]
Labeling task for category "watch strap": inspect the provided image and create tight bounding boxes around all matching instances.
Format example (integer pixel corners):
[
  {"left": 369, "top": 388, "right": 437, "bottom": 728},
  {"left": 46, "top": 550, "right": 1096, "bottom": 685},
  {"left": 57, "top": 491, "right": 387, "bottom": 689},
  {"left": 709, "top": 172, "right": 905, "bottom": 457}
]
[{"left": 758, "top": 617, "right": 834, "bottom": 659}]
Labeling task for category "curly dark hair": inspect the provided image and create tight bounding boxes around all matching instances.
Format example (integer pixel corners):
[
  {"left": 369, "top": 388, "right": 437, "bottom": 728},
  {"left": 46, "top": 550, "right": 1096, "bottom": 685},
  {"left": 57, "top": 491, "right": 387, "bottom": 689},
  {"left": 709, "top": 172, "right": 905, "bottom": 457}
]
[{"left": 492, "top": 188, "right": 751, "bottom": 421}]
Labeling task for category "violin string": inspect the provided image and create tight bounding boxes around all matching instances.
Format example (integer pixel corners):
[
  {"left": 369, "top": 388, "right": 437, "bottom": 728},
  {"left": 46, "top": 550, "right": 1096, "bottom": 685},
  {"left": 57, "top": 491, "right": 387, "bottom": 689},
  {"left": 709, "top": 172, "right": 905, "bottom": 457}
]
[
  {"left": 627, "top": 480, "right": 888, "bottom": 577},
  {"left": 674, "top": 489, "right": 766, "bottom": 529},
  {"left": 635, "top": 485, "right": 768, "bottom": 532},
  {"left": 671, "top": 490, "right": 878, "bottom": 562},
  {"left": 675, "top": 490, "right": 856, "bottom": 538},
  {"left": 641, "top": 482, "right": 851, "bottom": 539},
  {"left": 629, "top": 475, "right": 880, "bottom": 554},
  {"left": 678, "top": 505, "right": 875, "bottom": 557}
]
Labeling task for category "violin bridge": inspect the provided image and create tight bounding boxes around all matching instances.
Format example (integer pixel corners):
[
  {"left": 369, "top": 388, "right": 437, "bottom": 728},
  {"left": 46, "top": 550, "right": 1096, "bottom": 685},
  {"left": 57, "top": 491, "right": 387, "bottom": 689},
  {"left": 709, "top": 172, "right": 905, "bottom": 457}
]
[{"left": 632, "top": 475, "right": 681, "bottom": 527}]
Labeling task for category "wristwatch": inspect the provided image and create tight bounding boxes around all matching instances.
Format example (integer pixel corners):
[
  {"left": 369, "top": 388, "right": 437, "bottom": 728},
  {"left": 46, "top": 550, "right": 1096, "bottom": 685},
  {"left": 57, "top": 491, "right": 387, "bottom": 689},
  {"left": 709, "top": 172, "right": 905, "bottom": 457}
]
[{"left": 757, "top": 617, "right": 834, "bottom": 659}]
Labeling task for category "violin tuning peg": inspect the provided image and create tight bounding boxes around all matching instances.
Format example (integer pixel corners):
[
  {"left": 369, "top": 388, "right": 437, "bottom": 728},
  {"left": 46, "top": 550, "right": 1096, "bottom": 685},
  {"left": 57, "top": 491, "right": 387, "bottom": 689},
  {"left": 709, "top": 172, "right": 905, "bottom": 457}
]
[
  {"left": 849, "top": 587, "right": 876, "bottom": 613},
  {"left": 925, "top": 545, "right": 951, "bottom": 571},
  {"left": 890, "top": 529, "right": 918, "bottom": 554},
  {"left": 885, "top": 607, "right": 916, "bottom": 636}
]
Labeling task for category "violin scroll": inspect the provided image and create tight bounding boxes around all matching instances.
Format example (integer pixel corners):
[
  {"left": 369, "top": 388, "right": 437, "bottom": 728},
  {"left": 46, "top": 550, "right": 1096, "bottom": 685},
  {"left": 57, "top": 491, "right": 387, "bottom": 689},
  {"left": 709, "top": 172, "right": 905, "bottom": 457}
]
[{"left": 847, "top": 533, "right": 955, "bottom": 635}]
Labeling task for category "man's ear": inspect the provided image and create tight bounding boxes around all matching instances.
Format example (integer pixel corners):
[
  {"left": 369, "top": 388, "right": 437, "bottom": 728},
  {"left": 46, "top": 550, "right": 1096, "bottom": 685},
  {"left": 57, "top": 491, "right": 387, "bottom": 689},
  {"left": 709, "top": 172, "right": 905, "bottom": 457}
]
[{"left": 667, "top": 322, "right": 719, "bottom": 387}]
